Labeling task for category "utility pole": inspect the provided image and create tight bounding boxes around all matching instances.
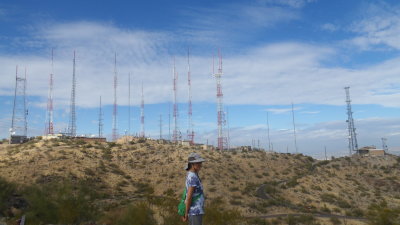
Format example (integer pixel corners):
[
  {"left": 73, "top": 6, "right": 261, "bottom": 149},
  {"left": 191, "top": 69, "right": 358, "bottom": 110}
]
[
  {"left": 128, "top": 73, "right": 131, "bottom": 136},
  {"left": 159, "top": 114, "right": 163, "bottom": 140},
  {"left": 140, "top": 83, "right": 145, "bottom": 138}
]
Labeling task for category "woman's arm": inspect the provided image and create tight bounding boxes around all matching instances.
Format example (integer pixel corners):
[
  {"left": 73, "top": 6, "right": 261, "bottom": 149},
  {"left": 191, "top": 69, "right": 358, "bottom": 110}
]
[{"left": 183, "top": 186, "right": 195, "bottom": 221}]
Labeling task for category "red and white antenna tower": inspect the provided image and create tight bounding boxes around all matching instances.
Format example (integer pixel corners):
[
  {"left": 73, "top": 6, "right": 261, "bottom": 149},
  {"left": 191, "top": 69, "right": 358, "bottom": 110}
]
[
  {"left": 45, "top": 49, "right": 54, "bottom": 135},
  {"left": 172, "top": 57, "right": 181, "bottom": 143},
  {"left": 187, "top": 49, "right": 194, "bottom": 145},
  {"left": 112, "top": 53, "right": 118, "bottom": 141},
  {"left": 213, "top": 50, "right": 226, "bottom": 150},
  {"left": 140, "top": 83, "right": 145, "bottom": 138}
]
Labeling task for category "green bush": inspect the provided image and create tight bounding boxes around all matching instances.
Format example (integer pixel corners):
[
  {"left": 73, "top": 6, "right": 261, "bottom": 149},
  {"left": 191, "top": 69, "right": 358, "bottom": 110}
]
[
  {"left": 204, "top": 198, "right": 243, "bottom": 225},
  {"left": 24, "top": 180, "right": 99, "bottom": 224},
  {"left": 367, "top": 201, "right": 400, "bottom": 225},
  {"left": 0, "top": 177, "right": 16, "bottom": 215},
  {"left": 107, "top": 201, "right": 157, "bottom": 225}
]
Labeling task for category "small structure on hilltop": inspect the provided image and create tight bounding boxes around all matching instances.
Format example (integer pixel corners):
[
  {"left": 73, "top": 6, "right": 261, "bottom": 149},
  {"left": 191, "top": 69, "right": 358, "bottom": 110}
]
[{"left": 357, "top": 146, "right": 385, "bottom": 157}]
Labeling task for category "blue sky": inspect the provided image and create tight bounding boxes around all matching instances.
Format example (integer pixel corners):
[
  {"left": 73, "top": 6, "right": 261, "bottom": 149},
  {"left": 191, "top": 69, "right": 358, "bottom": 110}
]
[{"left": 1, "top": 0, "right": 400, "bottom": 158}]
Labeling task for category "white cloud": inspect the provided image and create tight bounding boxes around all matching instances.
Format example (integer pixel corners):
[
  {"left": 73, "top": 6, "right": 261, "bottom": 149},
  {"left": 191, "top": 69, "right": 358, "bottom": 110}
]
[
  {"left": 321, "top": 23, "right": 338, "bottom": 32},
  {"left": 264, "top": 107, "right": 302, "bottom": 114},
  {"left": 349, "top": 2, "right": 400, "bottom": 50}
]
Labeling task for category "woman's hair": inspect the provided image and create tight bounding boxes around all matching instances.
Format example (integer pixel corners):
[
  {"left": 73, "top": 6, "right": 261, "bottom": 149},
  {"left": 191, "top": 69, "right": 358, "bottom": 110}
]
[{"left": 186, "top": 163, "right": 193, "bottom": 171}]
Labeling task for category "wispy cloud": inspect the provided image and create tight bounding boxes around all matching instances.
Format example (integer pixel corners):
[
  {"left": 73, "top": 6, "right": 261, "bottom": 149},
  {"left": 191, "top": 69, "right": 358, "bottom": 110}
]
[
  {"left": 264, "top": 107, "right": 302, "bottom": 114},
  {"left": 348, "top": 2, "right": 400, "bottom": 50}
]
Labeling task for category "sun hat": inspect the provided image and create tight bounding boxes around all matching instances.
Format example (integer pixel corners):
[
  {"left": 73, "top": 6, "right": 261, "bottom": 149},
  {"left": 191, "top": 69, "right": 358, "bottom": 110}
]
[{"left": 185, "top": 152, "right": 206, "bottom": 170}]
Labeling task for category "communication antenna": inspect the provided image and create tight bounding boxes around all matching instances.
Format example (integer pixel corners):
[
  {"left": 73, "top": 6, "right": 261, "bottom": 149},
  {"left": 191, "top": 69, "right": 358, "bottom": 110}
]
[
  {"left": 128, "top": 73, "right": 131, "bottom": 136},
  {"left": 140, "top": 83, "right": 145, "bottom": 138},
  {"left": 291, "top": 102, "right": 298, "bottom": 153},
  {"left": 226, "top": 108, "right": 230, "bottom": 150},
  {"left": 45, "top": 49, "right": 54, "bottom": 135},
  {"left": 10, "top": 66, "right": 28, "bottom": 144},
  {"left": 98, "top": 96, "right": 103, "bottom": 137},
  {"left": 213, "top": 49, "right": 227, "bottom": 150},
  {"left": 381, "top": 138, "right": 388, "bottom": 153},
  {"left": 68, "top": 51, "right": 77, "bottom": 137},
  {"left": 267, "top": 112, "right": 271, "bottom": 151},
  {"left": 345, "top": 87, "right": 358, "bottom": 155},
  {"left": 159, "top": 114, "right": 163, "bottom": 140},
  {"left": 172, "top": 57, "right": 181, "bottom": 142},
  {"left": 168, "top": 103, "right": 171, "bottom": 141},
  {"left": 187, "top": 49, "right": 195, "bottom": 145},
  {"left": 112, "top": 53, "right": 118, "bottom": 141}
]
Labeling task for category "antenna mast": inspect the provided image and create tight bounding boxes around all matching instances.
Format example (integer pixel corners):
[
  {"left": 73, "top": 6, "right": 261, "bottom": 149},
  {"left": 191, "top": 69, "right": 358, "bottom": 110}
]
[
  {"left": 267, "top": 112, "right": 271, "bottom": 151},
  {"left": 128, "top": 73, "right": 131, "bottom": 136},
  {"left": 291, "top": 103, "right": 298, "bottom": 153},
  {"left": 345, "top": 87, "right": 358, "bottom": 155},
  {"left": 45, "top": 49, "right": 54, "bottom": 135},
  {"left": 112, "top": 53, "right": 118, "bottom": 141},
  {"left": 10, "top": 66, "right": 28, "bottom": 144},
  {"left": 172, "top": 57, "right": 181, "bottom": 142},
  {"left": 213, "top": 50, "right": 226, "bottom": 150},
  {"left": 140, "top": 83, "right": 145, "bottom": 138},
  {"left": 98, "top": 96, "right": 103, "bottom": 137},
  {"left": 187, "top": 49, "right": 195, "bottom": 145},
  {"left": 159, "top": 114, "right": 163, "bottom": 140},
  {"left": 68, "top": 51, "right": 76, "bottom": 137},
  {"left": 381, "top": 138, "right": 388, "bottom": 153}
]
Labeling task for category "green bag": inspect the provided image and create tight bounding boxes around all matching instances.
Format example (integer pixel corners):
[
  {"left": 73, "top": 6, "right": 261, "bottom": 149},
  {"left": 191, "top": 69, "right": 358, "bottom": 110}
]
[{"left": 178, "top": 188, "right": 202, "bottom": 216}]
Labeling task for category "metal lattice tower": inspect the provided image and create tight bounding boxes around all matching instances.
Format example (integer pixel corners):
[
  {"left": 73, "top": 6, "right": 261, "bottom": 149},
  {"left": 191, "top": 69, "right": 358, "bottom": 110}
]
[
  {"left": 267, "top": 112, "right": 271, "bottom": 151},
  {"left": 112, "top": 53, "right": 118, "bottom": 141},
  {"left": 140, "top": 83, "right": 145, "bottom": 138},
  {"left": 291, "top": 102, "right": 298, "bottom": 153},
  {"left": 187, "top": 49, "right": 195, "bottom": 145},
  {"left": 10, "top": 66, "right": 28, "bottom": 143},
  {"left": 45, "top": 49, "right": 54, "bottom": 135},
  {"left": 68, "top": 51, "right": 76, "bottom": 137},
  {"left": 128, "top": 73, "right": 131, "bottom": 136},
  {"left": 381, "top": 138, "right": 388, "bottom": 153},
  {"left": 345, "top": 87, "right": 358, "bottom": 155},
  {"left": 213, "top": 50, "right": 226, "bottom": 150},
  {"left": 172, "top": 57, "right": 181, "bottom": 142},
  {"left": 98, "top": 96, "right": 103, "bottom": 137},
  {"left": 159, "top": 114, "right": 163, "bottom": 140}
]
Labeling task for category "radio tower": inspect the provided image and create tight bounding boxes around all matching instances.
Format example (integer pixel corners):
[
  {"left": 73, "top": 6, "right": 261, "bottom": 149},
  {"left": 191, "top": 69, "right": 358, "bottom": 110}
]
[
  {"left": 128, "top": 73, "right": 131, "bottom": 136},
  {"left": 187, "top": 49, "right": 195, "bottom": 145},
  {"left": 345, "top": 87, "right": 358, "bottom": 155},
  {"left": 159, "top": 114, "right": 163, "bottom": 140},
  {"left": 140, "top": 83, "right": 145, "bottom": 138},
  {"left": 98, "top": 96, "right": 103, "bottom": 137},
  {"left": 68, "top": 51, "right": 76, "bottom": 137},
  {"left": 112, "top": 53, "right": 118, "bottom": 141},
  {"left": 172, "top": 57, "right": 181, "bottom": 143},
  {"left": 213, "top": 50, "right": 226, "bottom": 150},
  {"left": 291, "top": 102, "right": 298, "bottom": 153},
  {"left": 45, "top": 49, "right": 54, "bottom": 135},
  {"left": 10, "top": 66, "right": 28, "bottom": 144}
]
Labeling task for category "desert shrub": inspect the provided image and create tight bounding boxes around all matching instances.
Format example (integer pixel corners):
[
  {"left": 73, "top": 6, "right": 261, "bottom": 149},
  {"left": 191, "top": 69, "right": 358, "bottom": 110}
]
[
  {"left": 246, "top": 218, "right": 271, "bottom": 225},
  {"left": 329, "top": 217, "right": 341, "bottom": 225},
  {"left": 204, "top": 198, "right": 243, "bottom": 225},
  {"left": 134, "top": 182, "right": 154, "bottom": 195},
  {"left": 24, "top": 180, "right": 99, "bottom": 224},
  {"left": 286, "top": 214, "right": 317, "bottom": 225},
  {"left": 320, "top": 193, "right": 337, "bottom": 204},
  {"left": 367, "top": 201, "right": 400, "bottom": 225},
  {"left": 0, "top": 177, "right": 16, "bottom": 215},
  {"left": 106, "top": 201, "right": 157, "bottom": 225}
]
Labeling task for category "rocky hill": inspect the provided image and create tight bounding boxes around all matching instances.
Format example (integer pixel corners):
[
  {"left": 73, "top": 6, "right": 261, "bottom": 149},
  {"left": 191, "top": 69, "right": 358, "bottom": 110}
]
[{"left": 0, "top": 137, "right": 399, "bottom": 225}]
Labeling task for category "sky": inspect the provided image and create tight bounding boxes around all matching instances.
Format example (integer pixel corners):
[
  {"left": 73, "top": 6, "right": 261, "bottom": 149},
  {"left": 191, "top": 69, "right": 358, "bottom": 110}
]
[{"left": 1, "top": 0, "right": 400, "bottom": 158}]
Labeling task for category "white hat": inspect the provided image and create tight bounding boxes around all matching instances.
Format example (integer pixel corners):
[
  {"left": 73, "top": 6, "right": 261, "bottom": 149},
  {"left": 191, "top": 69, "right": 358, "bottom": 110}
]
[{"left": 185, "top": 152, "right": 206, "bottom": 170}]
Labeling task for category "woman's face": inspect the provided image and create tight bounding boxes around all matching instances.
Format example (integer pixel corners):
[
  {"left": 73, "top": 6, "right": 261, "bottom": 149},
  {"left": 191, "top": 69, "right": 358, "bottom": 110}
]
[{"left": 193, "top": 162, "right": 202, "bottom": 172}]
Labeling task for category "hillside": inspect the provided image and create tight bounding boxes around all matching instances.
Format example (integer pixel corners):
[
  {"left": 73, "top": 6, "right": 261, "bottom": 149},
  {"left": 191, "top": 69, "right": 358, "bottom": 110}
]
[{"left": 0, "top": 137, "right": 399, "bottom": 225}]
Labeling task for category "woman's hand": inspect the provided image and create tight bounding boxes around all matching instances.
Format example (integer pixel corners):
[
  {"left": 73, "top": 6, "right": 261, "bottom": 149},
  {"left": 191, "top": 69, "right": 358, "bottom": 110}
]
[{"left": 182, "top": 214, "right": 188, "bottom": 222}]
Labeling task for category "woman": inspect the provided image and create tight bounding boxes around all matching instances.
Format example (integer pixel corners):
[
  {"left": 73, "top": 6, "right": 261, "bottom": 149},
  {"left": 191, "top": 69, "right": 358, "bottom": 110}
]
[{"left": 182, "top": 152, "right": 206, "bottom": 225}]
